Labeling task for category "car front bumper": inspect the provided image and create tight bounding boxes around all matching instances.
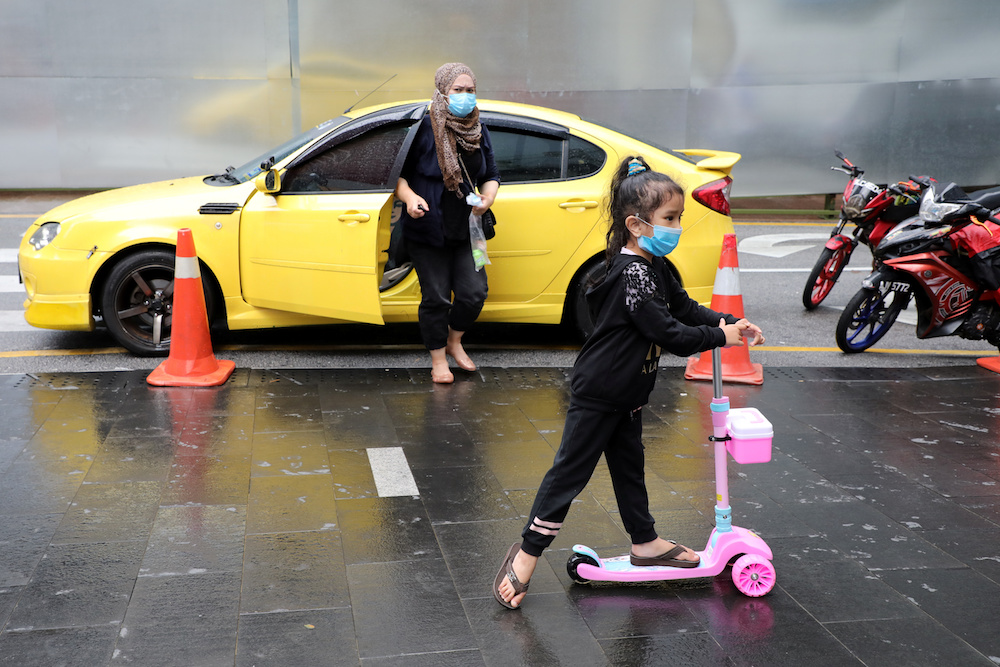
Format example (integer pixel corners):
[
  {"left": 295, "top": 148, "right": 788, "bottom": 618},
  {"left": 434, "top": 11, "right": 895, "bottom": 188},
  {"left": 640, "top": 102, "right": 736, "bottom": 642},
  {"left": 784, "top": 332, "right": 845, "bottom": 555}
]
[{"left": 19, "top": 248, "right": 98, "bottom": 332}]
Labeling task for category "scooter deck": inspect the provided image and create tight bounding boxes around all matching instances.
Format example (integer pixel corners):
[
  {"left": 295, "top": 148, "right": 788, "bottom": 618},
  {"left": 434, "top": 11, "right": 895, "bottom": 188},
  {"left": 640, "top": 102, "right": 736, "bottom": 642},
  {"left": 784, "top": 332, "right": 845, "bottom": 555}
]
[{"left": 573, "top": 526, "right": 772, "bottom": 583}]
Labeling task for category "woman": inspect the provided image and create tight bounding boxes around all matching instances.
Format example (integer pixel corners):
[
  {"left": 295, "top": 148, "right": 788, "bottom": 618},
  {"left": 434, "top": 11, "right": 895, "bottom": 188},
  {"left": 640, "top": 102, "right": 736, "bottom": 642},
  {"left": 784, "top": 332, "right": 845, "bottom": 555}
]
[{"left": 395, "top": 63, "right": 500, "bottom": 384}]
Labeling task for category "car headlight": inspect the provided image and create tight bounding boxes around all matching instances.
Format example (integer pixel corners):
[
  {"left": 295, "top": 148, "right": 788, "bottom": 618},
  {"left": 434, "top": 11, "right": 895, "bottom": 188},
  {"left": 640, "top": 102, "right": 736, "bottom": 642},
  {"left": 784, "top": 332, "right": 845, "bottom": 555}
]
[
  {"left": 28, "top": 222, "right": 61, "bottom": 250},
  {"left": 918, "top": 189, "right": 961, "bottom": 224}
]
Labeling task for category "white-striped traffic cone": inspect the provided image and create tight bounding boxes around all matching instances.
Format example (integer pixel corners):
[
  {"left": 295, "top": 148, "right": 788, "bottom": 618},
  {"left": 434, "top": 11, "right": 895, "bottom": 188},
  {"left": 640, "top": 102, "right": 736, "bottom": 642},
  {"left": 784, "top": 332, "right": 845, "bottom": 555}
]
[
  {"left": 684, "top": 233, "right": 763, "bottom": 385},
  {"left": 147, "top": 229, "right": 235, "bottom": 387}
]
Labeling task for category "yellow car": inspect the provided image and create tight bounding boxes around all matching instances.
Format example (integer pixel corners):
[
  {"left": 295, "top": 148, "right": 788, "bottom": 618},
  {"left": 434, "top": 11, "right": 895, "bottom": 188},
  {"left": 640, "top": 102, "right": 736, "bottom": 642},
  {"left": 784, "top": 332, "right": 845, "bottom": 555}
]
[{"left": 18, "top": 100, "right": 739, "bottom": 356}]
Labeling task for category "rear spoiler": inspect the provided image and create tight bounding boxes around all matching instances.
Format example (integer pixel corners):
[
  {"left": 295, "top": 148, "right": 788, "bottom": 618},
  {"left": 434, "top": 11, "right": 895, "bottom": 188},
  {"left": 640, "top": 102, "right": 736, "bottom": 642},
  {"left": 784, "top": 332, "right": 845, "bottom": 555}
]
[{"left": 674, "top": 149, "right": 741, "bottom": 176}]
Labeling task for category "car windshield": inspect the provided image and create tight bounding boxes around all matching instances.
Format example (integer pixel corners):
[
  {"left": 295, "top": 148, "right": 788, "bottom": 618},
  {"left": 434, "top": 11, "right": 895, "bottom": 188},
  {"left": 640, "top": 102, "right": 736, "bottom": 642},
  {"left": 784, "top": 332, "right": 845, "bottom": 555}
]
[{"left": 212, "top": 117, "right": 348, "bottom": 185}]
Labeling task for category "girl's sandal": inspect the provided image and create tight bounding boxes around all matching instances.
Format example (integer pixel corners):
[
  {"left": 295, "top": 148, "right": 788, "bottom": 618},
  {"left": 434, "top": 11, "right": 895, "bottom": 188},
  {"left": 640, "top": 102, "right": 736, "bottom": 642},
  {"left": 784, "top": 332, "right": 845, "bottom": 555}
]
[{"left": 493, "top": 542, "right": 529, "bottom": 609}]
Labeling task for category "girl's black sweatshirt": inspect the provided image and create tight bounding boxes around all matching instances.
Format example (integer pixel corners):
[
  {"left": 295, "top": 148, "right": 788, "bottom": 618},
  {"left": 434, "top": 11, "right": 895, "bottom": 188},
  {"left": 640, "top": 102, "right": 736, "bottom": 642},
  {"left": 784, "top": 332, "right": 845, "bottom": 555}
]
[{"left": 570, "top": 253, "right": 737, "bottom": 412}]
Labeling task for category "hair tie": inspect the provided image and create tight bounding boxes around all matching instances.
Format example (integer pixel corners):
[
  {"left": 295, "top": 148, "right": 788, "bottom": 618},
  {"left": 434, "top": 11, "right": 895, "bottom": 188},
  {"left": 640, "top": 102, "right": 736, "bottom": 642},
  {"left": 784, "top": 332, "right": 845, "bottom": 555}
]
[{"left": 627, "top": 159, "right": 647, "bottom": 177}]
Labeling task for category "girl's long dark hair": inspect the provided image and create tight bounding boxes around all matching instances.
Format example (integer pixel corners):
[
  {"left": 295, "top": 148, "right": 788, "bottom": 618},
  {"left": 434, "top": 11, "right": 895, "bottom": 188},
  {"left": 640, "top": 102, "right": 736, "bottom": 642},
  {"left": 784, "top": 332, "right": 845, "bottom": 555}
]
[{"left": 603, "top": 156, "right": 684, "bottom": 267}]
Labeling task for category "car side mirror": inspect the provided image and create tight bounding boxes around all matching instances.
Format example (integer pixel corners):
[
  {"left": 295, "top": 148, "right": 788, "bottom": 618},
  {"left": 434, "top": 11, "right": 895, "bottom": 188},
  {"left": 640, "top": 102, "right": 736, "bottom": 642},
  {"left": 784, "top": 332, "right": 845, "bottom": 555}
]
[{"left": 255, "top": 169, "right": 282, "bottom": 195}]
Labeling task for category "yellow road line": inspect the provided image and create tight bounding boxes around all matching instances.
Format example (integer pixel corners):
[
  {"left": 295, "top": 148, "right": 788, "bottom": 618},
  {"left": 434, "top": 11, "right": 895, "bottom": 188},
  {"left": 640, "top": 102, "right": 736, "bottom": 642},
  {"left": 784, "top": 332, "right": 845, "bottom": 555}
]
[{"left": 0, "top": 347, "right": 127, "bottom": 358}]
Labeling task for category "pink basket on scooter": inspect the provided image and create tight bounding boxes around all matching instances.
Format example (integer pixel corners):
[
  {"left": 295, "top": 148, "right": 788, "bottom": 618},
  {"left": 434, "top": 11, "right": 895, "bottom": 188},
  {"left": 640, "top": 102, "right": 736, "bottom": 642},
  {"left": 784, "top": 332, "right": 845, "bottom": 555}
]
[{"left": 726, "top": 408, "right": 773, "bottom": 464}]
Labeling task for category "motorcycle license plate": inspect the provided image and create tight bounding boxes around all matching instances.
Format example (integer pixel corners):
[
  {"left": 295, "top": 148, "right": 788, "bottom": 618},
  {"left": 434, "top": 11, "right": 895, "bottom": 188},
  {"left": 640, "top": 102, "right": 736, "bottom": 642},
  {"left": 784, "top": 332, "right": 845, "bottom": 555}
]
[{"left": 880, "top": 280, "right": 911, "bottom": 293}]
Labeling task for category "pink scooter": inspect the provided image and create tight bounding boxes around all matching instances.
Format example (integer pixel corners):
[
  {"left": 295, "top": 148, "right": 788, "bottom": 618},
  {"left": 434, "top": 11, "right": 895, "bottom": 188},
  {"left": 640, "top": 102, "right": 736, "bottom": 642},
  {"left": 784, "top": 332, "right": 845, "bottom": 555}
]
[{"left": 567, "top": 348, "right": 777, "bottom": 597}]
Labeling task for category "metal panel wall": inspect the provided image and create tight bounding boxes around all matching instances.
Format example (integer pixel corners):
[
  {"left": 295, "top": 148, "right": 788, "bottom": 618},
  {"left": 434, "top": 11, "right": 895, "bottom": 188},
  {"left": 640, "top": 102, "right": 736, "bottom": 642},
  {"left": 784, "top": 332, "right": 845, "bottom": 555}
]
[{"left": 2, "top": 0, "right": 998, "bottom": 195}]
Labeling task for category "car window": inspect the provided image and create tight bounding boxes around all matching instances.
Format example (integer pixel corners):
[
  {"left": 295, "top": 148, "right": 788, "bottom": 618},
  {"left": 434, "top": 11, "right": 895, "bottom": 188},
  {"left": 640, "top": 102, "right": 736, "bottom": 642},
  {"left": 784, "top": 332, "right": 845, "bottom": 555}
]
[
  {"left": 282, "top": 123, "right": 411, "bottom": 193},
  {"left": 567, "top": 136, "right": 605, "bottom": 178},
  {"left": 489, "top": 128, "right": 562, "bottom": 183},
  {"left": 488, "top": 127, "right": 606, "bottom": 183}
]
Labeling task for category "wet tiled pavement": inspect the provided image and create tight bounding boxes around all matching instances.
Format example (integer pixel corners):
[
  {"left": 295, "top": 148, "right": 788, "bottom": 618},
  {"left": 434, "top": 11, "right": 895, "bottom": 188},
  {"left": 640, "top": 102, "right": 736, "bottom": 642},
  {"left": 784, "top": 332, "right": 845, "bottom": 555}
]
[{"left": 0, "top": 364, "right": 998, "bottom": 666}]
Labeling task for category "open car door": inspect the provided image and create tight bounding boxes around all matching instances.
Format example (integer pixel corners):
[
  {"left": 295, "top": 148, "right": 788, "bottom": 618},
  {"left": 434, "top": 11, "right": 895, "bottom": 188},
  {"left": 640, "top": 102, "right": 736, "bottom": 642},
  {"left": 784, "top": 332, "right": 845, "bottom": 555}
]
[{"left": 239, "top": 105, "right": 424, "bottom": 324}]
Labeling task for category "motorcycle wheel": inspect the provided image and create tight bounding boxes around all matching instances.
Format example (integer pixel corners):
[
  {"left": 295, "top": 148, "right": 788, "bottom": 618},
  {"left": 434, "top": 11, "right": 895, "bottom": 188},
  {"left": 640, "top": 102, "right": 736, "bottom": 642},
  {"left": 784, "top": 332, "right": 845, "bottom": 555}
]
[
  {"left": 802, "top": 246, "right": 851, "bottom": 310},
  {"left": 835, "top": 285, "right": 907, "bottom": 353}
]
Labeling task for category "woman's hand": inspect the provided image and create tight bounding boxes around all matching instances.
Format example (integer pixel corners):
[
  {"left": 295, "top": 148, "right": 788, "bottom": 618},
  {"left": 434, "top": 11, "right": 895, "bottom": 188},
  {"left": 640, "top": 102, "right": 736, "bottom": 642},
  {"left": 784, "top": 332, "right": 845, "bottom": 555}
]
[
  {"left": 472, "top": 191, "right": 493, "bottom": 217},
  {"left": 474, "top": 180, "right": 499, "bottom": 217},
  {"left": 406, "top": 196, "right": 429, "bottom": 218},
  {"left": 395, "top": 177, "right": 428, "bottom": 218}
]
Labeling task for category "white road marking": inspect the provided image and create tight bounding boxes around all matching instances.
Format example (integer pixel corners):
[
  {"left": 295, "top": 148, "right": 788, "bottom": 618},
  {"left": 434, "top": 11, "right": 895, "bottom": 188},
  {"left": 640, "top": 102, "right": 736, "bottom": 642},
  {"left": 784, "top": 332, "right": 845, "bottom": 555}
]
[
  {"left": 738, "top": 233, "right": 831, "bottom": 258},
  {"left": 0, "top": 249, "right": 17, "bottom": 262},
  {"left": 0, "top": 310, "right": 33, "bottom": 332},
  {"left": 0, "top": 276, "right": 25, "bottom": 293},
  {"left": 366, "top": 447, "right": 419, "bottom": 497}
]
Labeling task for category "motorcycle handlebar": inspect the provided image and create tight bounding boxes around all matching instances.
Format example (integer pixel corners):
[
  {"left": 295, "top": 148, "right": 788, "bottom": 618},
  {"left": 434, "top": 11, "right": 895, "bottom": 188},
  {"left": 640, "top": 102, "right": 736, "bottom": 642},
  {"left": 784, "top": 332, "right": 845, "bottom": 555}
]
[
  {"left": 972, "top": 206, "right": 1000, "bottom": 226},
  {"left": 832, "top": 165, "right": 863, "bottom": 178}
]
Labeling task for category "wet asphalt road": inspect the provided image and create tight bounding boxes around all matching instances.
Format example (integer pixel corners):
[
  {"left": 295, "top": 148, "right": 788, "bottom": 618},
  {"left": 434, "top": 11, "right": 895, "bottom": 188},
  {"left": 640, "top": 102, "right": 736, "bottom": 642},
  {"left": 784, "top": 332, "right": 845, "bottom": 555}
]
[{"left": 1, "top": 191, "right": 995, "bottom": 375}]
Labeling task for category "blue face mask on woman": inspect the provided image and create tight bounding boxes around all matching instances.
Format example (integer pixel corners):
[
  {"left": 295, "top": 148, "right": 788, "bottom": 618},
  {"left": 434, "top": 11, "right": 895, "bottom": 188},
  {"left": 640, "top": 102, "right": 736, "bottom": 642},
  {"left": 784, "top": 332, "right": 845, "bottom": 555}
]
[
  {"left": 635, "top": 216, "right": 682, "bottom": 256},
  {"left": 448, "top": 93, "right": 477, "bottom": 118}
]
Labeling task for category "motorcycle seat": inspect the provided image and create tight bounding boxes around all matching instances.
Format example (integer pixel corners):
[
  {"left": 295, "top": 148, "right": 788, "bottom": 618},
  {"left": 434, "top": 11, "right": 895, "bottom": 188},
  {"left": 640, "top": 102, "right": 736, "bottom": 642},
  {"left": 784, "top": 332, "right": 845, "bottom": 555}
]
[{"left": 971, "top": 186, "right": 1000, "bottom": 211}]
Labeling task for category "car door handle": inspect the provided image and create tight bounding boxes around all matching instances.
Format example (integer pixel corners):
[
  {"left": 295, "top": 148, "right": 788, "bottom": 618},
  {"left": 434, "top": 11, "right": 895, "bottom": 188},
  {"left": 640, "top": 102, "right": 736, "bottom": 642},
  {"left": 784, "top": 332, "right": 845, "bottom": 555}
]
[
  {"left": 559, "top": 200, "right": 599, "bottom": 210},
  {"left": 338, "top": 213, "right": 371, "bottom": 223}
]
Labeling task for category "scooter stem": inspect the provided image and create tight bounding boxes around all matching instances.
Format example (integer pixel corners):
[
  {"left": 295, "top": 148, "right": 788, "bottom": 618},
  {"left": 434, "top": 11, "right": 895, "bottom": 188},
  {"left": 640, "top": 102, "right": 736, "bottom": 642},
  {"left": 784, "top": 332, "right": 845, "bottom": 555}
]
[{"left": 710, "top": 348, "right": 733, "bottom": 533}]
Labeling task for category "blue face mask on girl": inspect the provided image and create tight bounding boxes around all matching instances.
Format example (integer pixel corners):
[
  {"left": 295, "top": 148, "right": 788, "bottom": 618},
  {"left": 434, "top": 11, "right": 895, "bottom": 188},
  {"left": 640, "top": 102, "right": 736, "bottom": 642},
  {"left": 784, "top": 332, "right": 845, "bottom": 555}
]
[
  {"left": 634, "top": 216, "right": 682, "bottom": 256},
  {"left": 448, "top": 93, "right": 477, "bottom": 118}
]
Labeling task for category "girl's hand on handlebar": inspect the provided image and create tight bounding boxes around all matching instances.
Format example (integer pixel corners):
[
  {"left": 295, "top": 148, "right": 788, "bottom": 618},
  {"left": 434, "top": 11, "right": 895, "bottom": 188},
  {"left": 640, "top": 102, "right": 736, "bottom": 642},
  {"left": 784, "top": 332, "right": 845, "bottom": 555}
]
[
  {"left": 720, "top": 319, "right": 743, "bottom": 347},
  {"left": 737, "top": 319, "right": 765, "bottom": 346},
  {"left": 719, "top": 319, "right": 766, "bottom": 347}
]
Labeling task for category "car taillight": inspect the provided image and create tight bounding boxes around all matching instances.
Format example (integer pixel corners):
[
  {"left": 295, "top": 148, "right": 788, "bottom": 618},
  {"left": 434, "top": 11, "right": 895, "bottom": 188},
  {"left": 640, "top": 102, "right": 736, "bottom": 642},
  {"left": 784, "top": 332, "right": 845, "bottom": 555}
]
[{"left": 692, "top": 177, "right": 733, "bottom": 216}]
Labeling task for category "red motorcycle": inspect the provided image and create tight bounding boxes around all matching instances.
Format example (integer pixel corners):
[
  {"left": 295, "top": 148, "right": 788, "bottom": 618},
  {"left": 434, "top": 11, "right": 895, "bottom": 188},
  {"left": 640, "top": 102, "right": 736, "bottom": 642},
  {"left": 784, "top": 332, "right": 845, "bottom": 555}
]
[
  {"left": 835, "top": 182, "right": 1000, "bottom": 353},
  {"left": 802, "top": 152, "right": 924, "bottom": 310}
]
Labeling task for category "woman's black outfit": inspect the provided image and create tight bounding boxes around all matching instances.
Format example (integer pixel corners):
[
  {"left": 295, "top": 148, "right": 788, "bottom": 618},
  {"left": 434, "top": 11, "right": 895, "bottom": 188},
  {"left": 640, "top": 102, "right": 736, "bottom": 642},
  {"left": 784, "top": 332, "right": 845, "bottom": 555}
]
[{"left": 399, "top": 114, "right": 500, "bottom": 350}]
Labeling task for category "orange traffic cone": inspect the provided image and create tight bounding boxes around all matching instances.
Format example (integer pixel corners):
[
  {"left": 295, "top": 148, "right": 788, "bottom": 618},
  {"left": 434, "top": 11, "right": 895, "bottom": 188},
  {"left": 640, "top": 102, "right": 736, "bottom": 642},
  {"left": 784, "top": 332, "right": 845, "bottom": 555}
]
[
  {"left": 147, "top": 229, "right": 235, "bottom": 387},
  {"left": 976, "top": 356, "right": 1000, "bottom": 374},
  {"left": 685, "top": 233, "right": 764, "bottom": 385}
]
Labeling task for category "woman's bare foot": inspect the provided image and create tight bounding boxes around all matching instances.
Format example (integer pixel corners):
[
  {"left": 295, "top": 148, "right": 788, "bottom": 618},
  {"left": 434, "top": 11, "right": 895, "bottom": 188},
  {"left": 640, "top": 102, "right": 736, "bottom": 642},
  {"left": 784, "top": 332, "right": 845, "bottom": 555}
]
[
  {"left": 497, "top": 549, "right": 538, "bottom": 608},
  {"left": 631, "top": 537, "right": 699, "bottom": 565},
  {"left": 445, "top": 328, "right": 476, "bottom": 372},
  {"left": 429, "top": 349, "right": 453, "bottom": 384}
]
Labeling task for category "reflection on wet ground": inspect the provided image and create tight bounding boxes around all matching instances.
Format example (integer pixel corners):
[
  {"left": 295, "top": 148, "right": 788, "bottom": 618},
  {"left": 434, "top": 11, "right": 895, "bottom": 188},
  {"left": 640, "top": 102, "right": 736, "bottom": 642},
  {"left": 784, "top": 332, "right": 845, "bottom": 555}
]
[{"left": 0, "top": 365, "right": 998, "bottom": 666}]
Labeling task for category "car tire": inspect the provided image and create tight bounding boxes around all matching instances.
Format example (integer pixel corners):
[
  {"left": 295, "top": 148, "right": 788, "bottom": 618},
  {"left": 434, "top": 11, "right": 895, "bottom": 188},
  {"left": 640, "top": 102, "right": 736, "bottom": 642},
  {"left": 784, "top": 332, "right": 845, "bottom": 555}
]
[
  {"left": 100, "top": 249, "right": 217, "bottom": 357},
  {"left": 566, "top": 261, "right": 606, "bottom": 340}
]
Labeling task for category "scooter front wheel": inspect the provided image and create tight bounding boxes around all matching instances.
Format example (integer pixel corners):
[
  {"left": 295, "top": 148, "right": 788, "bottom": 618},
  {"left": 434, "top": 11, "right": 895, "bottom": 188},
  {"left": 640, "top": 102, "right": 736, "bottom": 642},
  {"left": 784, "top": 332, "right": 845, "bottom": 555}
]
[
  {"left": 732, "top": 554, "right": 776, "bottom": 597},
  {"left": 835, "top": 285, "right": 908, "bottom": 353},
  {"left": 567, "top": 552, "right": 599, "bottom": 584},
  {"left": 802, "top": 246, "right": 852, "bottom": 310}
]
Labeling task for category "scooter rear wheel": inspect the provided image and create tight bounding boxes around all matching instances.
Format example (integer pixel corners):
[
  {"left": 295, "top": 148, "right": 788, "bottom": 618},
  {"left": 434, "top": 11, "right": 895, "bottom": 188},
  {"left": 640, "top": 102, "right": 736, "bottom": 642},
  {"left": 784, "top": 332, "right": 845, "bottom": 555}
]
[
  {"left": 802, "top": 246, "right": 851, "bottom": 310},
  {"left": 732, "top": 554, "right": 776, "bottom": 597},
  {"left": 567, "top": 552, "right": 599, "bottom": 584}
]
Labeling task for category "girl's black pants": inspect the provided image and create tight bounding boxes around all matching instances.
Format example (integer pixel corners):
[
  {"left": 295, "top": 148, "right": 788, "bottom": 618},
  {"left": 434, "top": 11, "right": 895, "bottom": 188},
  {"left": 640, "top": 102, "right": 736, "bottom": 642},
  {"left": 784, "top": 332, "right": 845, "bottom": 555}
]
[{"left": 520, "top": 403, "right": 658, "bottom": 557}]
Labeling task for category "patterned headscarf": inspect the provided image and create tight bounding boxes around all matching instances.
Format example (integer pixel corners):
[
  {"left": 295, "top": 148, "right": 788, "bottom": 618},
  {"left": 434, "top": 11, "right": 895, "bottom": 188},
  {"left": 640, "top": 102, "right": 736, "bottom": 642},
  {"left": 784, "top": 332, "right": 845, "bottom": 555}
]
[{"left": 430, "top": 62, "right": 482, "bottom": 195}]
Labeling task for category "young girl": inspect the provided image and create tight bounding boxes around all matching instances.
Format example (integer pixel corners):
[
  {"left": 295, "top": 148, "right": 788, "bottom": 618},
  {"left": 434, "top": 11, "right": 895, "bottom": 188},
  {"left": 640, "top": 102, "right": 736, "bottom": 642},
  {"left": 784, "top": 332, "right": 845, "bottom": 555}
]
[{"left": 494, "top": 156, "right": 765, "bottom": 609}]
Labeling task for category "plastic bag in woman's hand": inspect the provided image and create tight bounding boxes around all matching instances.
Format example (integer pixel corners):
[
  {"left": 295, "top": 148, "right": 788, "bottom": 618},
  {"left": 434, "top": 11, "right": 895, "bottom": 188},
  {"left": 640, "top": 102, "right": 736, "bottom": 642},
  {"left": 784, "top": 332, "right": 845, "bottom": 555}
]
[{"left": 469, "top": 213, "right": 491, "bottom": 271}]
